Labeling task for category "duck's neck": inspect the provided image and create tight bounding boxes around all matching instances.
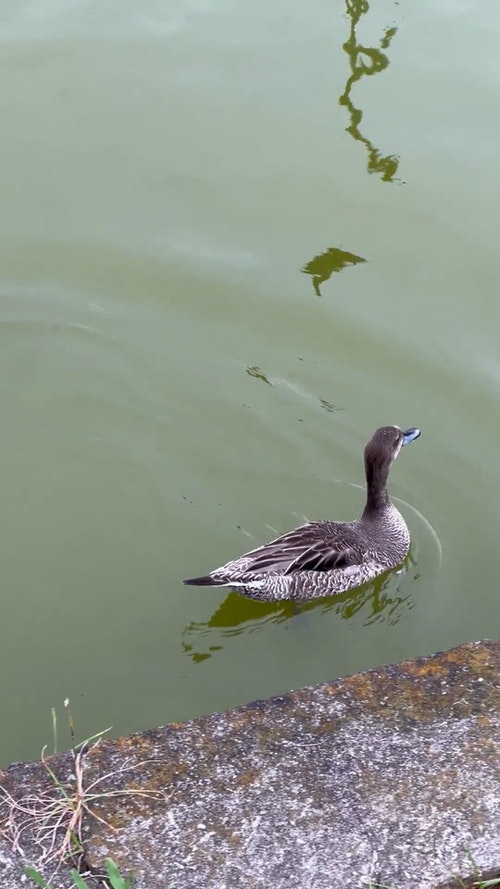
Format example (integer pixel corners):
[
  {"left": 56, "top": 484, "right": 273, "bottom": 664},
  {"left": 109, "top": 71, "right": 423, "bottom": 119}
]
[{"left": 362, "top": 459, "right": 390, "bottom": 517}]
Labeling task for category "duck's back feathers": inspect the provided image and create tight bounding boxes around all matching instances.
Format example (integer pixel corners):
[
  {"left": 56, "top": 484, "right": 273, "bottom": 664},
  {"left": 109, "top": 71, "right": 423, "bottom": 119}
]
[
  {"left": 230, "top": 522, "right": 362, "bottom": 575},
  {"left": 183, "top": 522, "right": 359, "bottom": 587}
]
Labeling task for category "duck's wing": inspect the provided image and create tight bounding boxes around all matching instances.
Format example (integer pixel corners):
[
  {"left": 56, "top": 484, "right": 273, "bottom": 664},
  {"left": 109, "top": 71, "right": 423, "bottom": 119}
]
[
  {"left": 284, "top": 541, "right": 358, "bottom": 573},
  {"left": 233, "top": 522, "right": 364, "bottom": 575}
]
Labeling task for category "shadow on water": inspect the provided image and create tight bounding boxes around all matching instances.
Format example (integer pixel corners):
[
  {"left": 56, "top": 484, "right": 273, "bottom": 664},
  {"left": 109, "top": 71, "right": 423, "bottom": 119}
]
[
  {"left": 301, "top": 245, "right": 367, "bottom": 296},
  {"left": 339, "top": 0, "right": 400, "bottom": 183},
  {"left": 181, "top": 561, "right": 417, "bottom": 663}
]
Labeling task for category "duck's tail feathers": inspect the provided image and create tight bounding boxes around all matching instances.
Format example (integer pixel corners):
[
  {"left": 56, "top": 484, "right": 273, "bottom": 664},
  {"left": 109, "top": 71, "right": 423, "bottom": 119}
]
[{"left": 183, "top": 574, "right": 220, "bottom": 586}]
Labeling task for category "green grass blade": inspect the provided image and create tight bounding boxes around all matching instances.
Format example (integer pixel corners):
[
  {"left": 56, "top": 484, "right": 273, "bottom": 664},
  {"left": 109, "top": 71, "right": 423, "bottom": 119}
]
[
  {"left": 73, "top": 727, "right": 112, "bottom": 752},
  {"left": 25, "top": 866, "right": 54, "bottom": 889},
  {"left": 69, "top": 868, "right": 92, "bottom": 888},
  {"left": 105, "top": 857, "right": 134, "bottom": 888},
  {"left": 51, "top": 707, "right": 58, "bottom": 755}
]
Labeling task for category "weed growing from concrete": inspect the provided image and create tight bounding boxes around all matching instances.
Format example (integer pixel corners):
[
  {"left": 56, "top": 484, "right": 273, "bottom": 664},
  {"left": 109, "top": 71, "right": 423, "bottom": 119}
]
[{"left": 0, "top": 704, "right": 168, "bottom": 885}]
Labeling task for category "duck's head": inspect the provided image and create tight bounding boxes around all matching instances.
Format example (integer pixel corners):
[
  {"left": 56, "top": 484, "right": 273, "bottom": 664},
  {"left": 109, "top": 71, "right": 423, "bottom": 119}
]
[
  {"left": 365, "top": 425, "right": 421, "bottom": 466},
  {"left": 363, "top": 426, "right": 420, "bottom": 502}
]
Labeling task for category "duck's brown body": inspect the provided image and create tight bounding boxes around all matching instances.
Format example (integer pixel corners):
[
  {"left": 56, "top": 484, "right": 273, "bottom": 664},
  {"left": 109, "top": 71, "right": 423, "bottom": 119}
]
[{"left": 183, "top": 425, "right": 420, "bottom": 601}]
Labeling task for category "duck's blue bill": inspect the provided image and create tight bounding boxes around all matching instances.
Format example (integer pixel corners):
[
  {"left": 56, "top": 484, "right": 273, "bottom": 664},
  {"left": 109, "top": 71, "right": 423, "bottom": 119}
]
[{"left": 402, "top": 427, "right": 421, "bottom": 446}]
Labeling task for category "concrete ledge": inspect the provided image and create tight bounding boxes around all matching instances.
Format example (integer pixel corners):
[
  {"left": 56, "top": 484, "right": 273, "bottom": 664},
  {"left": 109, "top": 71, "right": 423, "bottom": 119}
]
[{"left": 1, "top": 640, "right": 499, "bottom": 888}]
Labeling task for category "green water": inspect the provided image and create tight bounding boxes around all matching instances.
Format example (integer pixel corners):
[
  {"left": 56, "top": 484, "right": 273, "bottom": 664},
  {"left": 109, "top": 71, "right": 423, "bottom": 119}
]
[{"left": 1, "top": 0, "right": 499, "bottom": 766}]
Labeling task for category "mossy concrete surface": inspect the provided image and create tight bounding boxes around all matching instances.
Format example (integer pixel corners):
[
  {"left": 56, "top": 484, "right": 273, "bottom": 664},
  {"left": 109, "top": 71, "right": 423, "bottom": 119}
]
[{"left": 1, "top": 640, "right": 499, "bottom": 889}]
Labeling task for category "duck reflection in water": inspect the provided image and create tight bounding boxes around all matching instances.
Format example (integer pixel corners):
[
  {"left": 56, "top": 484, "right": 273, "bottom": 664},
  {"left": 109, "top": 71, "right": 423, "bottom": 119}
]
[{"left": 181, "top": 564, "right": 417, "bottom": 664}]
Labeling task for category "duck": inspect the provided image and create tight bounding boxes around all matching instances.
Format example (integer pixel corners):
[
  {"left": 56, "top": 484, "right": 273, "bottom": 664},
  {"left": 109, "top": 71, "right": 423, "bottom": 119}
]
[{"left": 183, "top": 425, "right": 421, "bottom": 601}]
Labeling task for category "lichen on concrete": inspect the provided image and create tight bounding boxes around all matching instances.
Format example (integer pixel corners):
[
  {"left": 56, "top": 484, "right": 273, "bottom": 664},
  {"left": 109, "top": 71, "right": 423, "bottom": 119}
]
[
  {"left": 1, "top": 640, "right": 499, "bottom": 889},
  {"left": 83, "top": 640, "right": 500, "bottom": 888}
]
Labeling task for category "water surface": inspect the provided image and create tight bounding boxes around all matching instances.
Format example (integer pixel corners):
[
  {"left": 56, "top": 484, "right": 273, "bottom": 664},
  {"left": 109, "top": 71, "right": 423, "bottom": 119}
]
[{"left": 1, "top": 0, "right": 499, "bottom": 766}]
